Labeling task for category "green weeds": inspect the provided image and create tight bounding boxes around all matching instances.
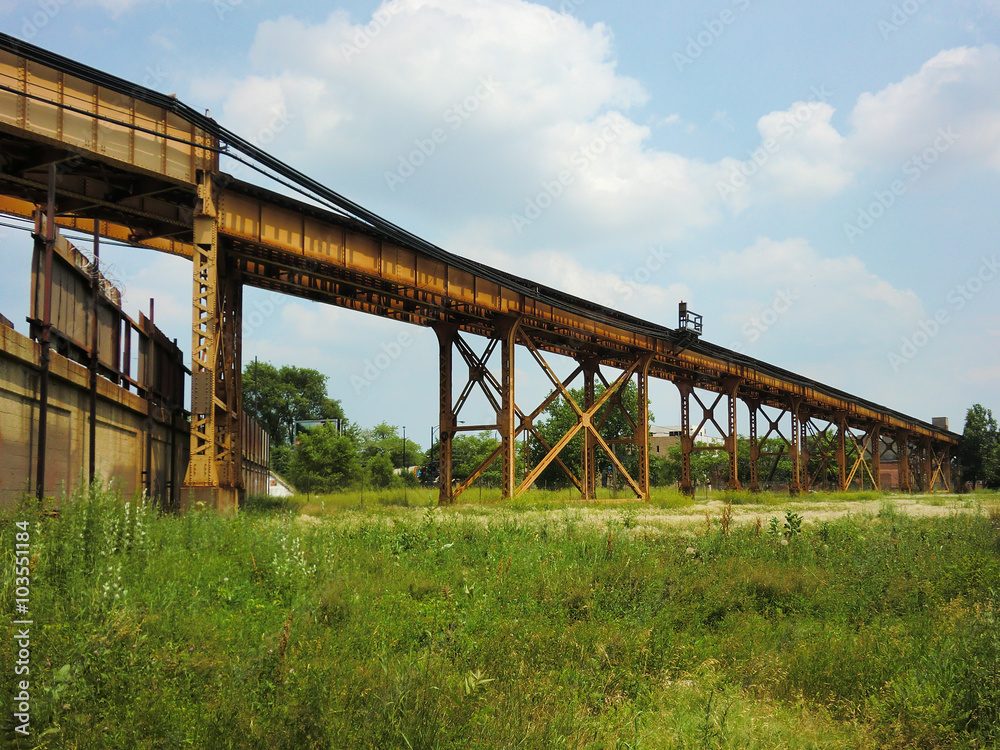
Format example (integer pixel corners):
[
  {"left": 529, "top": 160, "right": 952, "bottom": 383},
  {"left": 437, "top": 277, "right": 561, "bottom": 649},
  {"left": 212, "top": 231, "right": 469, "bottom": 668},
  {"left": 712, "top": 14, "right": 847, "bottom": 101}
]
[{"left": 1, "top": 485, "right": 998, "bottom": 748}]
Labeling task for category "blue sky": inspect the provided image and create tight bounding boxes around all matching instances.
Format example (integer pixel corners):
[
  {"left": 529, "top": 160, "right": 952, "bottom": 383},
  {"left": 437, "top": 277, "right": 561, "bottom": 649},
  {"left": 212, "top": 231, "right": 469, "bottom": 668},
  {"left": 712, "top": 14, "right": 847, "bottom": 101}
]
[{"left": 2, "top": 0, "right": 999, "bottom": 448}]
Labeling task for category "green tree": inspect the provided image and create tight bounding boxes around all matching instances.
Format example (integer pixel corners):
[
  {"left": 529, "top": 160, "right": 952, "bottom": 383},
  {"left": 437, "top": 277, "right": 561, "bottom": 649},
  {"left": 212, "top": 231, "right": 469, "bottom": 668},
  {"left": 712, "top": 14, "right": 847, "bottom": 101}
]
[
  {"left": 242, "top": 362, "right": 346, "bottom": 447},
  {"left": 358, "top": 422, "right": 422, "bottom": 469},
  {"left": 959, "top": 404, "right": 1000, "bottom": 489},
  {"left": 367, "top": 452, "right": 399, "bottom": 489},
  {"left": 284, "top": 424, "right": 360, "bottom": 495}
]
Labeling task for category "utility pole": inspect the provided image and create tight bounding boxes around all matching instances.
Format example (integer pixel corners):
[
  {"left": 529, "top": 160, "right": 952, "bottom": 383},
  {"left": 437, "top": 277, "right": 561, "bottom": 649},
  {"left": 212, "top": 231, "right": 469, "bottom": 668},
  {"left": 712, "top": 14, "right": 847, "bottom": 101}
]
[{"left": 402, "top": 426, "right": 407, "bottom": 503}]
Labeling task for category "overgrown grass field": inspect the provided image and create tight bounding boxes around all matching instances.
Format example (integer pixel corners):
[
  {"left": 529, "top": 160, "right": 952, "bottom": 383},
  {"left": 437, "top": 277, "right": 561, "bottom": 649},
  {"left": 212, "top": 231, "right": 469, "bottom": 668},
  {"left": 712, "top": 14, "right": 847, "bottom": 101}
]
[{"left": 3, "top": 486, "right": 999, "bottom": 748}]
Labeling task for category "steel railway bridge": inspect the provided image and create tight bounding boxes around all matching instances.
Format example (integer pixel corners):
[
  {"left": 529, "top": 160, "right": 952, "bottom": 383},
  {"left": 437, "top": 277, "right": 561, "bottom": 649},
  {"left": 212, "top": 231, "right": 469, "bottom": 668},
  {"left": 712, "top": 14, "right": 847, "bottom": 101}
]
[{"left": 0, "top": 34, "right": 958, "bottom": 510}]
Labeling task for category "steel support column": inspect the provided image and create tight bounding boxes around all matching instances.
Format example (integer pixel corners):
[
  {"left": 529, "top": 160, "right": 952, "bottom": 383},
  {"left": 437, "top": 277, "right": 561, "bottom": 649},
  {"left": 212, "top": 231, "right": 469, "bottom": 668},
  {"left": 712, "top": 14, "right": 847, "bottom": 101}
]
[
  {"left": 183, "top": 173, "right": 241, "bottom": 512},
  {"left": 677, "top": 381, "right": 694, "bottom": 496},
  {"left": 897, "top": 431, "right": 912, "bottom": 493},
  {"left": 941, "top": 445, "right": 952, "bottom": 492},
  {"left": 922, "top": 437, "right": 933, "bottom": 494},
  {"left": 635, "top": 355, "right": 653, "bottom": 500},
  {"left": 435, "top": 324, "right": 457, "bottom": 505},
  {"left": 836, "top": 413, "right": 848, "bottom": 492},
  {"left": 581, "top": 357, "right": 599, "bottom": 500},
  {"left": 35, "top": 164, "right": 56, "bottom": 502},
  {"left": 497, "top": 317, "right": 520, "bottom": 499},
  {"left": 799, "top": 411, "right": 811, "bottom": 492},
  {"left": 789, "top": 397, "right": 802, "bottom": 496},
  {"left": 747, "top": 400, "right": 760, "bottom": 492},
  {"left": 725, "top": 379, "right": 741, "bottom": 491},
  {"left": 871, "top": 426, "right": 882, "bottom": 491}
]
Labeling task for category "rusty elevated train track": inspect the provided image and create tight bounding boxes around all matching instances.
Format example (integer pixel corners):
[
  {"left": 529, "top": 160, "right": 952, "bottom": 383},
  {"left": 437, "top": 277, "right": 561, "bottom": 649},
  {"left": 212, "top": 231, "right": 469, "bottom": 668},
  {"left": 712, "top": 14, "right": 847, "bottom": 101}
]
[{"left": 0, "top": 33, "right": 957, "bottom": 508}]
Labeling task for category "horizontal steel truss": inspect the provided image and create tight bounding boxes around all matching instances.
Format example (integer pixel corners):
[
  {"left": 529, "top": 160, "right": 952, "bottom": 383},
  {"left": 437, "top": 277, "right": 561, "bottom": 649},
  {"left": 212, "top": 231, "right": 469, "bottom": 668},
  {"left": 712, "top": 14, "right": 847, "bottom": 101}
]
[{"left": 436, "top": 317, "right": 652, "bottom": 504}]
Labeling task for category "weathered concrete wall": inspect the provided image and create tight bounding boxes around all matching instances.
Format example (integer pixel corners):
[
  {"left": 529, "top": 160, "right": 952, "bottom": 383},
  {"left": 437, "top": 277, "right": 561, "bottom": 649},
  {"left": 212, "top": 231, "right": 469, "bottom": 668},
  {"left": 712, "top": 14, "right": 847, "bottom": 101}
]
[{"left": 0, "top": 323, "right": 188, "bottom": 508}]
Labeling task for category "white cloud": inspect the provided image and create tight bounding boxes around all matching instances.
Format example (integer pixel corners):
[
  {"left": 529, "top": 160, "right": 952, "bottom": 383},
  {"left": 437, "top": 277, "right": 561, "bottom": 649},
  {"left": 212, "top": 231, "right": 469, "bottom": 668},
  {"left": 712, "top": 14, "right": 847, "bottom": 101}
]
[
  {"left": 849, "top": 45, "right": 1000, "bottom": 173},
  {"left": 212, "top": 1, "right": 1000, "bottom": 265}
]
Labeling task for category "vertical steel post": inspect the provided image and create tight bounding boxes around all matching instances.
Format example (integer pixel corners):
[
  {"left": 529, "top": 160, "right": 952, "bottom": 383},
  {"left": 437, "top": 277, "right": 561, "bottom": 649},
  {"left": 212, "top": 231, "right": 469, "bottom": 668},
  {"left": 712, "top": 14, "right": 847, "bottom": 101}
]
[
  {"left": 922, "top": 437, "right": 933, "bottom": 493},
  {"left": 497, "top": 317, "right": 519, "bottom": 499},
  {"left": 943, "top": 445, "right": 952, "bottom": 492},
  {"left": 799, "top": 413, "right": 811, "bottom": 492},
  {"left": 789, "top": 397, "right": 802, "bottom": 496},
  {"left": 748, "top": 400, "right": 760, "bottom": 492},
  {"left": 677, "top": 381, "right": 693, "bottom": 496},
  {"left": 434, "top": 325, "right": 455, "bottom": 505},
  {"left": 217, "top": 259, "right": 243, "bottom": 495},
  {"left": 36, "top": 164, "right": 56, "bottom": 502},
  {"left": 581, "top": 357, "right": 598, "bottom": 500},
  {"left": 184, "top": 172, "right": 242, "bottom": 511},
  {"left": 725, "top": 379, "right": 741, "bottom": 491},
  {"left": 870, "top": 426, "right": 881, "bottom": 491},
  {"left": 836, "top": 414, "right": 848, "bottom": 492},
  {"left": 897, "top": 431, "right": 911, "bottom": 493},
  {"left": 636, "top": 355, "right": 652, "bottom": 500}
]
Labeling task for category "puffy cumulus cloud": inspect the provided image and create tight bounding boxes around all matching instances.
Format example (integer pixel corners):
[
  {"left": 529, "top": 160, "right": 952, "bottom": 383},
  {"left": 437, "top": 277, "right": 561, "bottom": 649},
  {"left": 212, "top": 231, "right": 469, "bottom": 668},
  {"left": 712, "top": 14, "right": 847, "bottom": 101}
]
[
  {"left": 217, "top": 0, "right": 727, "bottom": 263},
  {"left": 717, "top": 100, "right": 854, "bottom": 213},
  {"left": 849, "top": 45, "right": 1000, "bottom": 173},
  {"left": 214, "top": 3, "right": 1000, "bottom": 276},
  {"left": 231, "top": 0, "right": 644, "bottom": 159}
]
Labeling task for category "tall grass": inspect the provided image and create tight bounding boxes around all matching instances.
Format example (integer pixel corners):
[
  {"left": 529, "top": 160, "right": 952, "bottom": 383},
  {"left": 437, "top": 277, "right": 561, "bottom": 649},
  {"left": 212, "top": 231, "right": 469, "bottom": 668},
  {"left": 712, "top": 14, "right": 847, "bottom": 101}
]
[{"left": 2, "top": 484, "right": 998, "bottom": 748}]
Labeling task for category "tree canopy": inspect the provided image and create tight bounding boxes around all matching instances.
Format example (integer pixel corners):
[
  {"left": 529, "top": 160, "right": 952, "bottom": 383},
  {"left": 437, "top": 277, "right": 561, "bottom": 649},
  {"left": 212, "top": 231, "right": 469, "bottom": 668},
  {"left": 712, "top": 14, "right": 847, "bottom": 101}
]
[
  {"left": 959, "top": 404, "right": 1000, "bottom": 490},
  {"left": 243, "top": 363, "right": 346, "bottom": 447}
]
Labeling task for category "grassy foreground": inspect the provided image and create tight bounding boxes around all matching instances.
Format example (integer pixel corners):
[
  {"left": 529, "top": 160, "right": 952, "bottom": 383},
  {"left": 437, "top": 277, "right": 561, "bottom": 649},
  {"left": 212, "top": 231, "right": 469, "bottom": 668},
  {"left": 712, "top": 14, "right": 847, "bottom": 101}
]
[{"left": 2, "top": 486, "right": 999, "bottom": 748}]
